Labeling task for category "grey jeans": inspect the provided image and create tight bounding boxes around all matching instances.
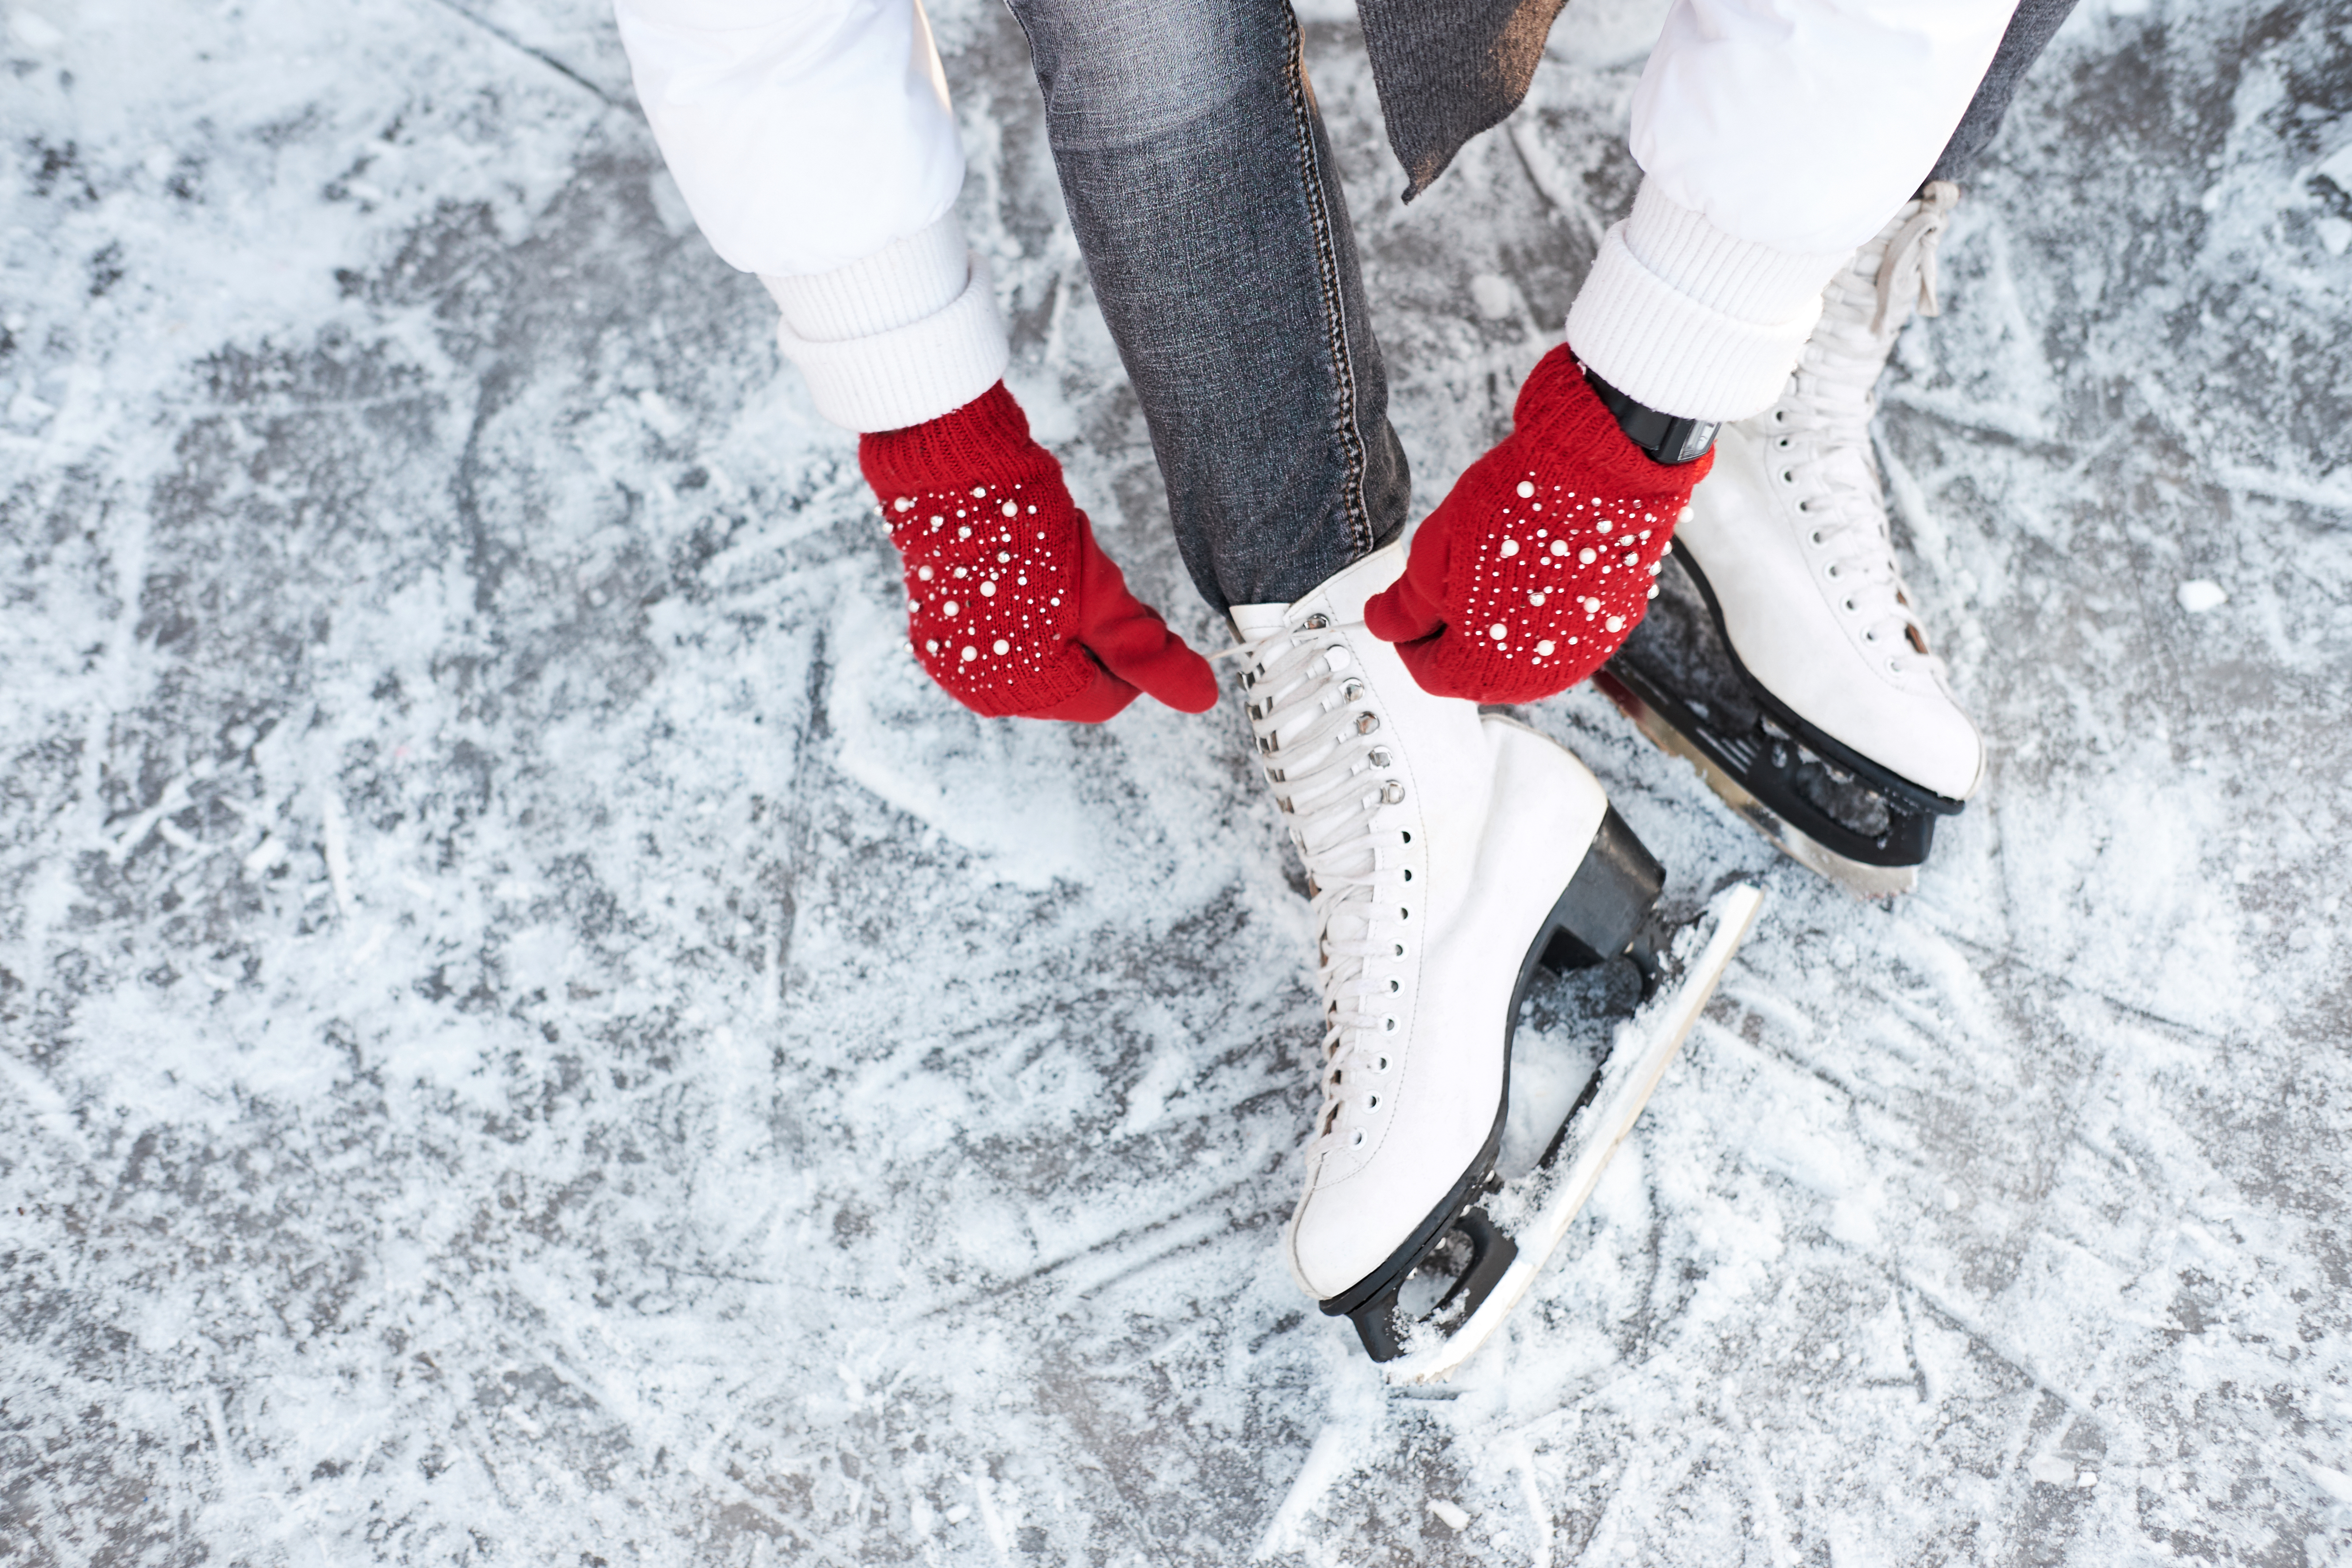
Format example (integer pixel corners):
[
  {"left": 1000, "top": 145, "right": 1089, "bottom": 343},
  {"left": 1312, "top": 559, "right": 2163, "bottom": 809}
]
[{"left": 1004, "top": 0, "right": 2077, "bottom": 615}]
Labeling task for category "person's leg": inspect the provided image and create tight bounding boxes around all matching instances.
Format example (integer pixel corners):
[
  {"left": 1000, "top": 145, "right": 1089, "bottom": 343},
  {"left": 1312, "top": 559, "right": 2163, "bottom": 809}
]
[
  {"left": 1002, "top": 0, "right": 1409, "bottom": 615},
  {"left": 1004, "top": 0, "right": 1692, "bottom": 1362},
  {"left": 1927, "top": 0, "right": 2081, "bottom": 185}
]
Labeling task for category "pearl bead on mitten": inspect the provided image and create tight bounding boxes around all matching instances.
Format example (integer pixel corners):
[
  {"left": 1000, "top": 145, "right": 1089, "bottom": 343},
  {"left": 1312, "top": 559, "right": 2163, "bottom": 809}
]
[
  {"left": 859, "top": 383, "right": 1219, "bottom": 722},
  {"left": 1363, "top": 345, "right": 1713, "bottom": 704}
]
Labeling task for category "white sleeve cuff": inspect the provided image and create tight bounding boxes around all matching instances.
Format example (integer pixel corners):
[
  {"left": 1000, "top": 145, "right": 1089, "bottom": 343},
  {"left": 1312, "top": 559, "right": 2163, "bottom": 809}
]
[
  {"left": 1565, "top": 179, "right": 1850, "bottom": 422},
  {"left": 766, "top": 223, "right": 1010, "bottom": 434},
  {"left": 761, "top": 212, "right": 970, "bottom": 343}
]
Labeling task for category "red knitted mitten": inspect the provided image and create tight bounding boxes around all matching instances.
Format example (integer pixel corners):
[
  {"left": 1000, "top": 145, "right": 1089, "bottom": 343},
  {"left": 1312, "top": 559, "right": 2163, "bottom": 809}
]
[
  {"left": 859, "top": 383, "right": 1218, "bottom": 722},
  {"left": 1363, "top": 345, "right": 1712, "bottom": 704}
]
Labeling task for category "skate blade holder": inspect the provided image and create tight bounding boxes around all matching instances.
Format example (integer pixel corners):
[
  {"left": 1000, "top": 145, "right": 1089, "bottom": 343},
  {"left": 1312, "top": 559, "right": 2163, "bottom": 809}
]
[
  {"left": 1372, "top": 882, "right": 1765, "bottom": 1388},
  {"left": 1594, "top": 668, "right": 1946, "bottom": 900},
  {"left": 1592, "top": 547, "right": 1970, "bottom": 901},
  {"left": 1325, "top": 1201, "right": 1521, "bottom": 1367}
]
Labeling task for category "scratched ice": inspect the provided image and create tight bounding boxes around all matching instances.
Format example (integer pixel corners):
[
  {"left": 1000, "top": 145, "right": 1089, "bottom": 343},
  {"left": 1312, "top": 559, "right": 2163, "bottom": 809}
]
[{"left": 3, "top": 0, "right": 2348, "bottom": 1563}]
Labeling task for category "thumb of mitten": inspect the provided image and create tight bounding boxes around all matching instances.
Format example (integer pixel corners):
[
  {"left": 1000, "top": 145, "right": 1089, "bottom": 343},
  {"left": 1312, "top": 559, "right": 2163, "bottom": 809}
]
[
  {"left": 1072, "top": 515, "right": 1220, "bottom": 714},
  {"left": 1362, "top": 519, "right": 1453, "bottom": 645}
]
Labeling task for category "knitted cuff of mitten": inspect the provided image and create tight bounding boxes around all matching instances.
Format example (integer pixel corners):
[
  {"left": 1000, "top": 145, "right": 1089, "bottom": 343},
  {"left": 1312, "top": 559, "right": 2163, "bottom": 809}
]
[
  {"left": 857, "top": 382, "right": 1059, "bottom": 501},
  {"left": 1515, "top": 348, "right": 1697, "bottom": 502}
]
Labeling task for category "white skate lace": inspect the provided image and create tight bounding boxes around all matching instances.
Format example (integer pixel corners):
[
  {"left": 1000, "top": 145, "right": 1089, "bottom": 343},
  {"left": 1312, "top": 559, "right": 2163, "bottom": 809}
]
[
  {"left": 1763, "top": 182, "right": 1960, "bottom": 679},
  {"left": 1233, "top": 617, "right": 1410, "bottom": 1155}
]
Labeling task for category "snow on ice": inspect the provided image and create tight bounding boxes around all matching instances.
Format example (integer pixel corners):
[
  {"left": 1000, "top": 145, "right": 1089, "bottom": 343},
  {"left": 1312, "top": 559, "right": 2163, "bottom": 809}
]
[{"left": 3, "top": 0, "right": 2349, "bottom": 1563}]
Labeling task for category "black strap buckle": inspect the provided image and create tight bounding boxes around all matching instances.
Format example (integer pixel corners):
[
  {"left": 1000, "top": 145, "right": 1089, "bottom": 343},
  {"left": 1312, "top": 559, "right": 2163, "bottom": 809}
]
[{"left": 1583, "top": 368, "right": 1718, "bottom": 466}]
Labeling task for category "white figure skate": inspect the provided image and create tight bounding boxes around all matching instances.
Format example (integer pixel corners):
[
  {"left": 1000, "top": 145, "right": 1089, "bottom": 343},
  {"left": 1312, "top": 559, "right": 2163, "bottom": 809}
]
[
  {"left": 1233, "top": 543, "right": 1758, "bottom": 1366},
  {"left": 1599, "top": 182, "right": 1984, "bottom": 897}
]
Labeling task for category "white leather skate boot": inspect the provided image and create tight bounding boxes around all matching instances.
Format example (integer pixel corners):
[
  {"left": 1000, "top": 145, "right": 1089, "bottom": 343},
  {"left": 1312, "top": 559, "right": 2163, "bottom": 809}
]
[
  {"left": 1231, "top": 542, "right": 1666, "bottom": 1360},
  {"left": 1686, "top": 185, "right": 1982, "bottom": 790}
]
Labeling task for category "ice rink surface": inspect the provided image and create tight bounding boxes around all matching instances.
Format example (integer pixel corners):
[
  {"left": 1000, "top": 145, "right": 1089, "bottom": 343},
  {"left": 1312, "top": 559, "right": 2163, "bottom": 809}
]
[{"left": 4, "top": 0, "right": 2350, "bottom": 1562}]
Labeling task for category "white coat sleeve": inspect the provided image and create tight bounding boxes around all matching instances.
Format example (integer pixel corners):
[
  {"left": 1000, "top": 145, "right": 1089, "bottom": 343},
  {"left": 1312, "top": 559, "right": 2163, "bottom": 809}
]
[
  {"left": 1567, "top": 0, "right": 2017, "bottom": 422},
  {"left": 614, "top": 0, "right": 1007, "bottom": 432}
]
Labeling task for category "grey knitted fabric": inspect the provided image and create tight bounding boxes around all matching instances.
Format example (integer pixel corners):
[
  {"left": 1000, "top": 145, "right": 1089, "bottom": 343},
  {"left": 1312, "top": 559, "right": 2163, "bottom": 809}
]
[
  {"left": 1928, "top": 0, "right": 2079, "bottom": 183},
  {"left": 1357, "top": 0, "right": 1568, "bottom": 201}
]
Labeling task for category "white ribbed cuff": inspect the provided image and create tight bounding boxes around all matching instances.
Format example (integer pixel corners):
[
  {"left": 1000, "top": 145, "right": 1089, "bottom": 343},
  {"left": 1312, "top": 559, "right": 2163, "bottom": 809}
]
[
  {"left": 760, "top": 213, "right": 969, "bottom": 342},
  {"left": 767, "top": 235, "right": 1010, "bottom": 433},
  {"left": 1566, "top": 180, "right": 1849, "bottom": 422}
]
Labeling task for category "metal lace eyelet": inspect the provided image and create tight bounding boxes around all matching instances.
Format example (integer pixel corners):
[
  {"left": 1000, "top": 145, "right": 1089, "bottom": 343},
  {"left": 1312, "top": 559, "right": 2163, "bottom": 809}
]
[
  {"left": 1355, "top": 713, "right": 1380, "bottom": 735},
  {"left": 1304, "top": 613, "right": 1330, "bottom": 629},
  {"left": 1342, "top": 680, "right": 1365, "bottom": 702},
  {"left": 1382, "top": 781, "right": 1405, "bottom": 804},
  {"left": 1368, "top": 747, "right": 1393, "bottom": 767}
]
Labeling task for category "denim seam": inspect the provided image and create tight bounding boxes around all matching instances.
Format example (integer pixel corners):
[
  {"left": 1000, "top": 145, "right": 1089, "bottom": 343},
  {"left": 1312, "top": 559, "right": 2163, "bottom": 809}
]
[{"left": 1281, "top": 12, "right": 1372, "bottom": 559}]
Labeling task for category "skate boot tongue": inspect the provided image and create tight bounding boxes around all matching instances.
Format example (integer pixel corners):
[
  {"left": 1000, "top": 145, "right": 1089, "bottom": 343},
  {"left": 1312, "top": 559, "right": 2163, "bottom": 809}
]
[
  {"left": 1229, "top": 544, "right": 1408, "bottom": 645},
  {"left": 1228, "top": 601, "right": 1293, "bottom": 642}
]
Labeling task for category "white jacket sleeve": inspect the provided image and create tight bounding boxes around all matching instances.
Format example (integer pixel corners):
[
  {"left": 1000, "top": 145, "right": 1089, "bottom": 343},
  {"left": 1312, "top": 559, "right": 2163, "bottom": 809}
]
[
  {"left": 1568, "top": 0, "right": 2017, "bottom": 422},
  {"left": 614, "top": 0, "right": 1007, "bottom": 431}
]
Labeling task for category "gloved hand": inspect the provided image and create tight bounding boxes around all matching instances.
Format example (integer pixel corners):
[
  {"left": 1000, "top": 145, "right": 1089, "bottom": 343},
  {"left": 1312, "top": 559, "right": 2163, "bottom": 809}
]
[
  {"left": 859, "top": 382, "right": 1219, "bottom": 722},
  {"left": 1363, "top": 345, "right": 1712, "bottom": 704}
]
